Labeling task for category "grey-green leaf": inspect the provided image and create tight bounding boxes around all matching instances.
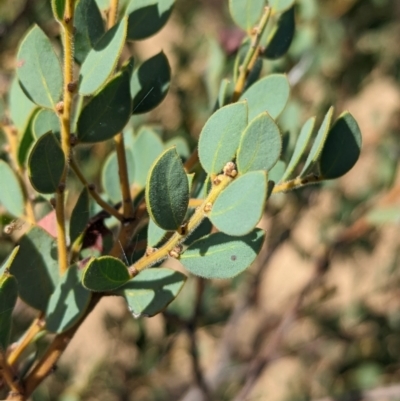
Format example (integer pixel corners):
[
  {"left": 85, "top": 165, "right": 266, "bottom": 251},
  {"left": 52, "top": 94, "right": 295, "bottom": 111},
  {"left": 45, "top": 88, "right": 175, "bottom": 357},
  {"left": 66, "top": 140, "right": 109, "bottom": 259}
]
[
  {"left": 131, "top": 126, "right": 164, "bottom": 188},
  {"left": 28, "top": 132, "right": 65, "bottom": 194},
  {"left": 319, "top": 112, "right": 362, "bottom": 179},
  {"left": 281, "top": 116, "right": 315, "bottom": 181},
  {"left": 79, "top": 17, "right": 128, "bottom": 95},
  {"left": 16, "top": 25, "right": 62, "bottom": 108},
  {"left": 300, "top": 107, "right": 334, "bottom": 177},
  {"left": 240, "top": 74, "right": 290, "bottom": 121},
  {"left": 101, "top": 149, "right": 134, "bottom": 203},
  {"left": 46, "top": 265, "right": 92, "bottom": 334},
  {"left": 263, "top": 6, "right": 295, "bottom": 59},
  {"left": 147, "top": 219, "right": 167, "bottom": 247},
  {"left": 9, "top": 77, "right": 37, "bottom": 133},
  {"left": 10, "top": 226, "right": 59, "bottom": 311},
  {"left": 69, "top": 188, "right": 90, "bottom": 245},
  {"left": 32, "top": 108, "right": 60, "bottom": 139},
  {"left": 74, "top": 0, "right": 105, "bottom": 64},
  {"left": 269, "top": 159, "right": 286, "bottom": 183},
  {"left": 229, "top": 0, "right": 265, "bottom": 31},
  {"left": 82, "top": 256, "right": 131, "bottom": 292},
  {"left": 131, "top": 51, "right": 171, "bottom": 114},
  {"left": 146, "top": 147, "right": 189, "bottom": 231},
  {"left": 115, "top": 268, "right": 186, "bottom": 317},
  {"left": 237, "top": 112, "right": 282, "bottom": 174},
  {"left": 0, "top": 160, "right": 25, "bottom": 218},
  {"left": 181, "top": 228, "right": 265, "bottom": 279},
  {"left": 0, "top": 274, "right": 18, "bottom": 351},
  {"left": 125, "top": 0, "right": 175, "bottom": 40},
  {"left": 77, "top": 70, "right": 132, "bottom": 143},
  {"left": 198, "top": 102, "right": 248, "bottom": 175},
  {"left": 209, "top": 171, "right": 267, "bottom": 236}
]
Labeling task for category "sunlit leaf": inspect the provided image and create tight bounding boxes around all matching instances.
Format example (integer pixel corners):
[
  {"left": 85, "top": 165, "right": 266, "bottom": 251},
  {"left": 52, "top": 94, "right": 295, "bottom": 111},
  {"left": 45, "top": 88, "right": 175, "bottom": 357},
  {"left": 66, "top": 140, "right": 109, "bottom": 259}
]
[
  {"left": 16, "top": 25, "right": 62, "bottom": 109},
  {"left": 209, "top": 171, "right": 267, "bottom": 236},
  {"left": 181, "top": 228, "right": 265, "bottom": 279},
  {"left": 82, "top": 256, "right": 131, "bottom": 292},
  {"left": 0, "top": 160, "right": 25, "bottom": 218},
  {"left": 199, "top": 102, "right": 248, "bottom": 175}
]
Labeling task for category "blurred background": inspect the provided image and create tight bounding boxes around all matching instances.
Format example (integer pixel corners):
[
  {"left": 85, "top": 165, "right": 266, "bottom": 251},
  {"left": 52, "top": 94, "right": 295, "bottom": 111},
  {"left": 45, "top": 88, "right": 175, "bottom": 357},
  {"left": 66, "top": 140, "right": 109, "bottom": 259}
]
[{"left": 2, "top": 0, "right": 400, "bottom": 400}]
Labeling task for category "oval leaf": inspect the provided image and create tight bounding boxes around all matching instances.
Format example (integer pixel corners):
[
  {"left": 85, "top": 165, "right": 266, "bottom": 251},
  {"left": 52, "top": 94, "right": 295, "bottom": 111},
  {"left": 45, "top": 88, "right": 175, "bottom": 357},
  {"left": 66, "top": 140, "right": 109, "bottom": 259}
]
[
  {"left": 0, "top": 274, "right": 18, "bottom": 351},
  {"left": 131, "top": 51, "right": 171, "bottom": 114},
  {"left": 146, "top": 147, "right": 189, "bottom": 231},
  {"left": 181, "top": 228, "right": 265, "bottom": 279},
  {"left": 240, "top": 74, "right": 290, "bottom": 121},
  {"left": 319, "top": 112, "right": 362, "bottom": 179},
  {"left": 16, "top": 25, "right": 62, "bottom": 108},
  {"left": 263, "top": 6, "right": 295, "bottom": 59},
  {"left": 132, "top": 126, "right": 164, "bottom": 188},
  {"left": 77, "top": 70, "right": 132, "bottom": 143},
  {"left": 46, "top": 265, "right": 92, "bottom": 333},
  {"left": 0, "top": 160, "right": 25, "bottom": 218},
  {"left": 229, "top": 0, "right": 265, "bottom": 31},
  {"left": 101, "top": 149, "right": 134, "bottom": 203},
  {"left": 82, "top": 256, "right": 131, "bottom": 292},
  {"left": 199, "top": 101, "right": 248, "bottom": 175},
  {"left": 209, "top": 171, "right": 267, "bottom": 236},
  {"left": 300, "top": 107, "right": 334, "bottom": 177},
  {"left": 10, "top": 226, "right": 59, "bottom": 311},
  {"left": 28, "top": 132, "right": 65, "bottom": 194},
  {"left": 269, "top": 0, "right": 295, "bottom": 13},
  {"left": 79, "top": 17, "right": 128, "bottom": 95},
  {"left": 237, "top": 112, "right": 282, "bottom": 174},
  {"left": 69, "top": 187, "right": 90, "bottom": 245},
  {"left": 280, "top": 116, "right": 315, "bottom": 181},
  {"left": 74, "top": 0, "right": 105, "bottom": 64},
  {"left": 125, "top": 0, "right": 175, "bottom": 40},
  {"left": 115, "top": 268, "right": 186, "bottom": 317},
  {"left": 9, "top": 77, "right": 37, "bottom": 133},
  {"left": 32, "top": 108, "right": 60, "bottom": 139}
]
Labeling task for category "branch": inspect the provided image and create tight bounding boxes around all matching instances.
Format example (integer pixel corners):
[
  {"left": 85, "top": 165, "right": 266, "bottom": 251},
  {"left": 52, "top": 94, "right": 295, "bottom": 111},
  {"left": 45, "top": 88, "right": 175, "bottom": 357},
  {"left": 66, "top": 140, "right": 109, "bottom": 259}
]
[
  {"left": 232, "top": 6, "right": 271, "bottom": 101},
  {"left": 55, "top": 0, "right": 77, "bottom": 274},
  {"left": 7, "top": 314, "right": 45, "bottom": 368},
  {"left": 272, "top": 174, "right": 323, "bottom": 194}
]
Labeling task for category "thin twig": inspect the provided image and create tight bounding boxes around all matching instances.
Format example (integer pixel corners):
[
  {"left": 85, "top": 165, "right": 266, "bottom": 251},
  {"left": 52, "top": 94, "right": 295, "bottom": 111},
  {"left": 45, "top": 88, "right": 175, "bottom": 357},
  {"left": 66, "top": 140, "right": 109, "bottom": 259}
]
[
  {"left": 70, "top": 158, "right": 124, "bottom": 221},
  {"left": 272, "top": 174, "right": 323, "bottom": 194},
  {"left": 7, "top": 314, "right": 45, "bottom": 368},
  {"left": 232, "top": 7, "right": 271, "bottom": 101}
]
